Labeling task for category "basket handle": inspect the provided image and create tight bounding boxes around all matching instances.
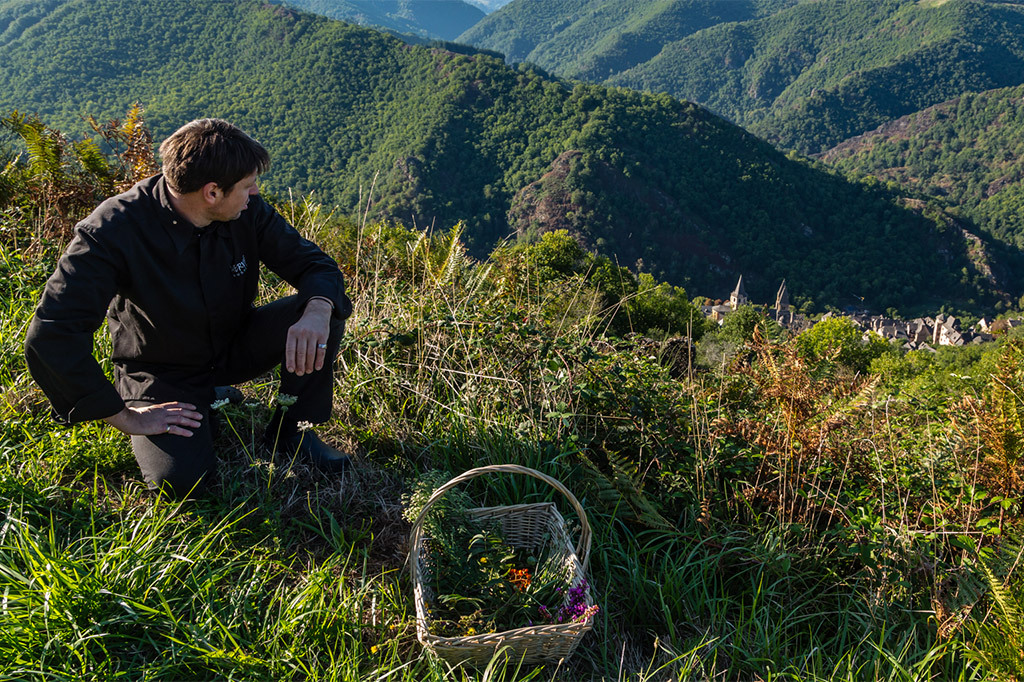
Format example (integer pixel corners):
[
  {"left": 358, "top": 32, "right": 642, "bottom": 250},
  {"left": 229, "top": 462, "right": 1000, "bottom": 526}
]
[{"left": 408, "top": 464, "right": 592, "bottom": 572}]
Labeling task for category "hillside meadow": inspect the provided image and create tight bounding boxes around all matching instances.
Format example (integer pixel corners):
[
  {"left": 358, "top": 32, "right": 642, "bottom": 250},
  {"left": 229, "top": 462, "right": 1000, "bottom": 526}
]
[{"left": 1, "top": 112, "right": 1024, "bottom": 681}]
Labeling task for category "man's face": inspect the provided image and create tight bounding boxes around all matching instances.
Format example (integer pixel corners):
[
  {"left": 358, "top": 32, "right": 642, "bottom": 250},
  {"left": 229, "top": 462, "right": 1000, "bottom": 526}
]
[{"left": 212, "top": 172, "right": 259, "bottom": 222}]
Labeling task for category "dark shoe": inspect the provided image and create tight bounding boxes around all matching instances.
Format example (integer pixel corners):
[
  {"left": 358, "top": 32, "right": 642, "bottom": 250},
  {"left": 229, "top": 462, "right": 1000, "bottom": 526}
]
[
  {"left": 214, "top": 385, "right": 245, "bottom": 405},
  {"left": 275, "top": 430, "right": 351, "bottom": 473}
]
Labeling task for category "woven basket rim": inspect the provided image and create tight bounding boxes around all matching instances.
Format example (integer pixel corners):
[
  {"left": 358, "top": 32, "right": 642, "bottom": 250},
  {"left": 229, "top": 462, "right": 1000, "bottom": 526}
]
[
  {"left": 419, "top": 616, "right": 594, "bottom": 646},
  {"left": 408, "top": 464, "right": 592, "bottom": 567}
]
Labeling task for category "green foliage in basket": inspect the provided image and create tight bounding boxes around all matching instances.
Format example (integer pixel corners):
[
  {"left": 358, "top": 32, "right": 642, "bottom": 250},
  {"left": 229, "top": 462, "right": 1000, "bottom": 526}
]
[
  {"left": 403, "top": 471, "right": 478, "bottom": 569},
  {"left": 403, "top": 472, "right": 595, "bottom": 637}
]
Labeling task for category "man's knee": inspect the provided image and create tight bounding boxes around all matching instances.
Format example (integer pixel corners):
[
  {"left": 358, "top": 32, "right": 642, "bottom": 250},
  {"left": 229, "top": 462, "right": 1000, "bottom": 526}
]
[
  {"left": 131, "top": 431, "right": 216, "bottom": 499},
  {"left": 150, "top": 469, "right": 212, "bottom": 499},
  {"left": 328, "top": 315, "right": 345, "bottom": 344}
]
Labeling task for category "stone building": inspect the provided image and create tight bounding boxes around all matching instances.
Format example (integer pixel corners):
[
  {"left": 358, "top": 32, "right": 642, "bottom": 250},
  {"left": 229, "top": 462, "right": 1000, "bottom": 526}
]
[{"left": 729, "top": 275, "right": 748, "bottom": 311}]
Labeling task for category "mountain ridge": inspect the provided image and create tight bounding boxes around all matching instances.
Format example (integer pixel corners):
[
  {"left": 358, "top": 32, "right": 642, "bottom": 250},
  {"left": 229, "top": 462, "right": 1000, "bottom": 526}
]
[
  {"left": 0, "top": 0, "right": 1013, "bottom": 313},
  {"left": 275, "top": 0, "right": 485, "bottom": 40},
  {"left": 821, "top": 84, "right": 1024, "bottom": 252},
  {"left": 462, "top": 0, "right": 1024, "bottom": 153}
]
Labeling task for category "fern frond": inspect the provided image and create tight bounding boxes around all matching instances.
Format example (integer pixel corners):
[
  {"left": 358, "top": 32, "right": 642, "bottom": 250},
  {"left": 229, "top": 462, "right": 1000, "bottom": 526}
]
[
  {"left": 991, "top": 368, "right": 1024, "bottom": 466},
  {"left": 580, "top": 450, "right": 675, "bottom": 531},
  {"left": 982, "top": 560, "right": 1024, "bottom": 637},
  {"left": 18, "top": 120, "right": 63, "bottom": 181},
  {"left": 963, "top": 557, "right": 1024, "bottom": 680},
  {"left": 435, "top": 221, "right": 466, "bottom": 288},
  {"left": 815, "top": 373, "right": 880, "bottom": 434},
  {"left": 462, "top": 262, "right": 492, "bottom": 301},
  {"left": 72, "top": 139, "right": 111, "bottom": 179}
]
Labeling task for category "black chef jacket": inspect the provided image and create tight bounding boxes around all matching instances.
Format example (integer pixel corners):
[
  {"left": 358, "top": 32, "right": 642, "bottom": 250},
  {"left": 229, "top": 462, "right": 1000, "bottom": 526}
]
[{"left": 25, "top": 174, "right": 350, "bottom": 425}]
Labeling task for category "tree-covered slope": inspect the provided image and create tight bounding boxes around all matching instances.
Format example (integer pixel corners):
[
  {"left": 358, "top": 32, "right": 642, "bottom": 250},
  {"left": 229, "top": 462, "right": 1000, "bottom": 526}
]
[
  {"left": 822, "top": 85, "right": 1024, "bottom": 251},
  {"left": 618, "top": 0, "right": 1024, "bottom": 152},
  {"left": 458, "top": 0, "right": 795, "bottom": 75},
  {"left": 0, "top": 0, "right": 1013, "bottom": 312},
  {"left": 276, "top": 0, "right": 484, "bottom": 41},
  {"left": 463, "top": 0, "right": 1024, "bottom": 154}
]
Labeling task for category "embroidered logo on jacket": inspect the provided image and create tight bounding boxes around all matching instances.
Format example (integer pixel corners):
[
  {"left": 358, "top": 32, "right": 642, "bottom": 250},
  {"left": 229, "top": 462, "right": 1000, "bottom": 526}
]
[{"left": 230, "top": 256, "right": 247, "bottom": 278}]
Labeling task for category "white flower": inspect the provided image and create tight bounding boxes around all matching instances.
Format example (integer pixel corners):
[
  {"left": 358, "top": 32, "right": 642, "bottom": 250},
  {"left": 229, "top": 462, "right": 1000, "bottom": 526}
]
[
  {"left": 211, "top": 398, "right": 231, "bottom": 410},
  {"left": 276, "top": 394, "right": 298, "bottom": 407}
]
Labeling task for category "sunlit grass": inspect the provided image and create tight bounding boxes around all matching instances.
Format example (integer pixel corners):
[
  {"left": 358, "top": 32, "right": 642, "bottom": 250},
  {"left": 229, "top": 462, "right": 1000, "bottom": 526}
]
[{"left": 0, "top": 208, "right": 1004, "bottom": 680}]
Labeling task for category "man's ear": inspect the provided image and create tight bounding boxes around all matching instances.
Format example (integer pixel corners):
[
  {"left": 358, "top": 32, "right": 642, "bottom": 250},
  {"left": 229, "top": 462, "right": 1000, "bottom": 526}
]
[{"left": 200, "top": 181, "right": 222, "bottom": 206}]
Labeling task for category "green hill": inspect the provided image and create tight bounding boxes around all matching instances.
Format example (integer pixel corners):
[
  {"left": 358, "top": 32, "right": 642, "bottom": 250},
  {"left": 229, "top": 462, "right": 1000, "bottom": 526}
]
[
  {"left": 821, "top": 85, "right": 1024, "bottom": 251},
  {"left": 462, "top": 0, "right": 1024, "bottom": 153},
  {"left": 276, "top": 0, "right": 485, "bottom": 41},
  {"left": 458, "top": 0, "right": 795, "bottom": 77},
  {"left": 0, "top": 0, "right": 1014, "bottom": 312}
]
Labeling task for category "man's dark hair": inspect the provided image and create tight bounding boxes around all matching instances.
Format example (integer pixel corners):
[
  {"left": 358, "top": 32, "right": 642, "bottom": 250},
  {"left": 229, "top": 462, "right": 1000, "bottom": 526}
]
[{"left": 159, "top": 119, "right": 270, "bottom": 194}]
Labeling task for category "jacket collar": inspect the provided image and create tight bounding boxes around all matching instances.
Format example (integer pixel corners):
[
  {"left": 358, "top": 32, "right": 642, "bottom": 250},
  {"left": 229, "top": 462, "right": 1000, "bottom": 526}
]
[
  {"left": 151, "top": 176, "right": 233, "bottom": 252},
  {"left": 152, "top": 175, "right": 198, "bottom": 255}
]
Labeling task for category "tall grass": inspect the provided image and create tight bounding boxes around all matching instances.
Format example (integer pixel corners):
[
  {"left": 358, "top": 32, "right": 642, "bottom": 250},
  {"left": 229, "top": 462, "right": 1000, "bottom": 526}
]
[{"left": 0, "top": 178, "right": 1014, "bottom": 679}]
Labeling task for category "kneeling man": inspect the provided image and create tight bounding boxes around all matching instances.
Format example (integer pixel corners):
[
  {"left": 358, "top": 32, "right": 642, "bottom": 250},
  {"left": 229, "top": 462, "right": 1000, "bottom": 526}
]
[{"left": 25, "top": 118, "right": 352, "bottom": 497}]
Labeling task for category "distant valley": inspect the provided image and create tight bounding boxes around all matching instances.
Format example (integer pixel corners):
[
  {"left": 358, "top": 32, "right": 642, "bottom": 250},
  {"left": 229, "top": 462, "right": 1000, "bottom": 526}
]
[
  {"left": 0, "top": 0, "right": 1019, "bottom": 315},
  {"left": 465, "top": 0, "right": 512, "bottom": 12}
]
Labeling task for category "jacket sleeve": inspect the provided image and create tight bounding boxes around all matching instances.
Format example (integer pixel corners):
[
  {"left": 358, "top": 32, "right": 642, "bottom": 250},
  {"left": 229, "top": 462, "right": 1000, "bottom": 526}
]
[
  {"left": 24, "top": 223, "right": 126, "bottom": 425},
  {"left": 252, "top": 198, "right": 352, "bottom": 320}
]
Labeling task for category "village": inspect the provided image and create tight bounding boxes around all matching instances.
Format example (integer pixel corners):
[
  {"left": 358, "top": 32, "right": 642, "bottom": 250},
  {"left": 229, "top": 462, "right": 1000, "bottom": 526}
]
[{"left": 703, "top": 276, "right": 1022, "bottom": 352}]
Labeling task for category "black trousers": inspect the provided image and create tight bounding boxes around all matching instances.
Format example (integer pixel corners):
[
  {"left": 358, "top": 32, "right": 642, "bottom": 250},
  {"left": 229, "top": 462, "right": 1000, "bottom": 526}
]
[{"left": 129, "top": 295, "right": 345, "bottom": 497}]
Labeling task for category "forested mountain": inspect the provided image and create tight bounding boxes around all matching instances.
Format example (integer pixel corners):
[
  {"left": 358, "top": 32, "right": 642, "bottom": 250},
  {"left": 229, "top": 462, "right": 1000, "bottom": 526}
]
[
  {"left": 0, "top": 0, "right": 1014, "bottom": 312},
  {"left": 458, "top": 0, "right": 794, "bottom": 76},
  {"left": 276, "top": 0, "right": 484, "bottom": 41},
  {"left": 461, "top": 0, "right": 1024, "bottom": 153},
  {"left": 822, "top": 85, "right": 1024, "bottom": 251}
]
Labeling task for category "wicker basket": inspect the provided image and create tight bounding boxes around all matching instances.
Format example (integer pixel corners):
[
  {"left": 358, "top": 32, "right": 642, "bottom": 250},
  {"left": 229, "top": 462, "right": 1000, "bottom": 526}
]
[{"left": 409, "top": 464, "right": 594, "bottom": 666}]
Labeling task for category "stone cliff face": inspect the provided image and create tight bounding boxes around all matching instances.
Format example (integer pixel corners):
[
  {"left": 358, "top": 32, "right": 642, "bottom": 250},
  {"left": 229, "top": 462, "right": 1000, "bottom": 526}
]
[{"left": 506, "top": 150, "right": 584, "bottom": 241}]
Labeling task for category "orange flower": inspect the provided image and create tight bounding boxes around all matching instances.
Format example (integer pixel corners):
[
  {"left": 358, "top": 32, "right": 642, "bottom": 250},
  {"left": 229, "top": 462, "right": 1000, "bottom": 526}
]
[{"left": 508, "top": 567, "right": 532, "bottom": 591}]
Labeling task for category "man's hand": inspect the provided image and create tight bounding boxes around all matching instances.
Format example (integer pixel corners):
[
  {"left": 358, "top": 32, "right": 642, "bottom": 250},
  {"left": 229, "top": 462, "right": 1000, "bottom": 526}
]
[
  {"left": 286, "top": 298, "right": 332, "bottom": 376},
  {"left": 104, "top": 402, "right": 203, "bottom": 436}
]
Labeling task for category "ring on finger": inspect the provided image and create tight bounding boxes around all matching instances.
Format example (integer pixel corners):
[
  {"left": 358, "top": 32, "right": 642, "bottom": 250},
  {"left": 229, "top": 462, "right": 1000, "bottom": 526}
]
[
  {"left": 165, "top": 424, "right": 171, "bottom": 433},
  {"left": 316, "top": 343, "right": 327, "bottom": 350}
]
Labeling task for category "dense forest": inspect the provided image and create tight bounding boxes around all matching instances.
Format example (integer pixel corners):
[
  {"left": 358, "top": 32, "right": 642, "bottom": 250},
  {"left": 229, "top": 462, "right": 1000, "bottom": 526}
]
[
  {"left": 0, "top": 0, "right": 1016, "bottom": 312},
  {"left": 274, "top": 0, "right": 484, "bottom": 41},
  {"left": 459, "top": 0, "right": 795, "bottom": 76},
  {"left": 822, "top": 84, "right": 1024, "bottom": 251},
  {"left": 462, "top": 0, "right": 1024, "bottom": 153}
]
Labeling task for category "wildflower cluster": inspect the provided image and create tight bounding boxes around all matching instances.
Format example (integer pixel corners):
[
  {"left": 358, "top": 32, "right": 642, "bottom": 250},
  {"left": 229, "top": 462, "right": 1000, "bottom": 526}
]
[
  {"left": 508, "top": 567, "right": 532, "bottom": 591},
  {"left": 540, "top": 579, "right": 596, "bottom": 624},
  {"left": 275, "top": 394, "right": 297, "bottom": 408}
]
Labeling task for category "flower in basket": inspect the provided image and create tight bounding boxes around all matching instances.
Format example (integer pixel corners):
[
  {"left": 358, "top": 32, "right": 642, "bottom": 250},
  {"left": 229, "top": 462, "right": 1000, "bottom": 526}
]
[
  {"left": 553, "top": 579, "right": 595, "bottom": 623},
  {"left": 507, "top": 568, "right": 532, "bottom": 591}
]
